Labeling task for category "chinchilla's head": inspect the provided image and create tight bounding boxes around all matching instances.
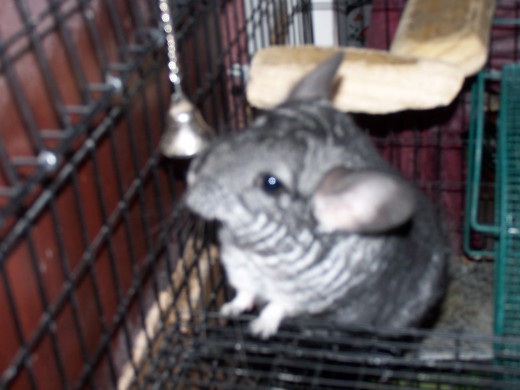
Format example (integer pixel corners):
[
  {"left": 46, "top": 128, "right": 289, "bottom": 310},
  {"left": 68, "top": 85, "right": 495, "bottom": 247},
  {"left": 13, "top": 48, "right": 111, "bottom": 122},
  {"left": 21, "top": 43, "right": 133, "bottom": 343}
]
[{"left": 185, "top": 53, "right": 417, "bottom": 237}]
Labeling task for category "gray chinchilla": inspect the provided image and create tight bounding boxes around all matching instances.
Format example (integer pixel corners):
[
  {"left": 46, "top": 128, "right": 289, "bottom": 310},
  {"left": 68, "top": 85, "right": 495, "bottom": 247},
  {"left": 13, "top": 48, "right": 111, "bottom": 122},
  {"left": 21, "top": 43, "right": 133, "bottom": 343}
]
[{"left": 185, "top": 53, "right": 450, "bottom": 339}]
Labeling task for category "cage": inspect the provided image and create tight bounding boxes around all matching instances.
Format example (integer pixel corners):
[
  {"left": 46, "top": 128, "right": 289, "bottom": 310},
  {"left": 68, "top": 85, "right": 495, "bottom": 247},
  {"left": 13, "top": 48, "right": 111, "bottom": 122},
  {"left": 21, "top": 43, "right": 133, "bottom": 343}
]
[{"left": 1, "top": 0, "right": 520, "bottom": 389}]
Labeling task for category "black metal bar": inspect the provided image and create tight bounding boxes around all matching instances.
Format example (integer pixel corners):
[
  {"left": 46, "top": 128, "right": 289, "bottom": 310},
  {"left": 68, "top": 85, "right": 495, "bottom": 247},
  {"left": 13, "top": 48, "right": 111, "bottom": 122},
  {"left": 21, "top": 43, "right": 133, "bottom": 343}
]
[
  {"left": 88, "top": 141, "right": 125, "bottom": 389},
  {"left": 135, "top": 65, "right": 173, "bottom": 335},
  {"left": 0, "top": 1, "right": 82, "bottom": 72},
  {"left": 104, "top": 0, "right": 131, "bottom": 63},
  {"left": 0, "top": 267, "right": 38, "bottom": 389},
  {"left": 0, "top": 33, "right": 44, "bottom": 152},
  {"left": 213, "top": 2, "right": 229, "bottom": 131},
  {"left": 128, "top": 0, "right": 146, "bottom": 35},
  {"left": 221, "top": 0, "right": 239, "bottom": 130},
  {"left": 45, "top": 0, "right": 91, "bottom": 104},
  {"left": 69, "top": 171, "right": 101, "bottom": 390},
  {"left": 77, "top": 0, "right": 109, "bottom": 81},
  {"left": 15, "top": 0, "right": 70, "bottom": 130},
  {"left": 25, "top": 229, "right": 68, "bottom": 388},
  {"left": 105, "top": 117, "right": 145, "bottom": 387},
  {"left": 120, "top": 105, "right": 160, "bottom": 372},
  {"left": 0, "top": 136, "right": 19, "bottom": 192},
  {"left": 48, "top": 198, "right": 92, "bottom": 387}
]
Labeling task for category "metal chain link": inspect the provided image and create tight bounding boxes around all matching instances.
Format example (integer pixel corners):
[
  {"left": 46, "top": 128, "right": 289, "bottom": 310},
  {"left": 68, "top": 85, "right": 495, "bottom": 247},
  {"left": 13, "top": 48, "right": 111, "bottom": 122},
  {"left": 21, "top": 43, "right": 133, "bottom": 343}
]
[{"left": 158, "top": 0, "right": 182, "bottom": 90}]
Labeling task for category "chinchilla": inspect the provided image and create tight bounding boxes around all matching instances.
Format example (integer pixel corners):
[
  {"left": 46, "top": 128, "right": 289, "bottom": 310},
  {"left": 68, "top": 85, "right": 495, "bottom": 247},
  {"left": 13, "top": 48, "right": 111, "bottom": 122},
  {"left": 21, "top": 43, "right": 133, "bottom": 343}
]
[{"left": 185, "top": 53, "right": 450, "bottom": 339}]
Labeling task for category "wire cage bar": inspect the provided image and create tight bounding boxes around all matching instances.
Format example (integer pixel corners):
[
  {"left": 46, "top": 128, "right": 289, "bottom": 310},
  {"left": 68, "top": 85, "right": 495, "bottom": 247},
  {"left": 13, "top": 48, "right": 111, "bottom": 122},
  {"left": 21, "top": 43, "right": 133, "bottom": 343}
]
[
  {"left": 0, "top": 0, "right": 519, "bottom": 389},
  {"left": 0, "top": 0, "right": 182, "bottom": 388}
]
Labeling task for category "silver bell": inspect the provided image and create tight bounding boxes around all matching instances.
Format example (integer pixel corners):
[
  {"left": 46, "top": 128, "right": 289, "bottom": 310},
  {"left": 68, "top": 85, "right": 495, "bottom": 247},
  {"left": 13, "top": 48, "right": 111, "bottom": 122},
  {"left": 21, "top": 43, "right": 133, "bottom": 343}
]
[{"left": 159, "top": 94, "right": 215, "bottom": 158}]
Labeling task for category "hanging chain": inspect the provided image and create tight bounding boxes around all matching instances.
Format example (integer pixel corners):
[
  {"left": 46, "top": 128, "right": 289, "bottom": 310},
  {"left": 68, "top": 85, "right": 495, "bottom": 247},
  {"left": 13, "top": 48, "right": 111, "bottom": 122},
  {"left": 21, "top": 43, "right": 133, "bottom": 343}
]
[{"left": 158, "top": 0, "right": 182, "bottom": 91}]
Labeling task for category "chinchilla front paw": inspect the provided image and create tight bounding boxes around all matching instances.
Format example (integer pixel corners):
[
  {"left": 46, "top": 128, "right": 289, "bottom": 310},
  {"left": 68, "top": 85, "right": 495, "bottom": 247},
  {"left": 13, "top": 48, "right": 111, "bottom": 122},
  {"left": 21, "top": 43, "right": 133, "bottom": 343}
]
[
  {"left": 219, "top": 291, "right": 255, "bottom": 317},
  {"left": 248, "top": 303, "right": 286, "bottom": 339}
]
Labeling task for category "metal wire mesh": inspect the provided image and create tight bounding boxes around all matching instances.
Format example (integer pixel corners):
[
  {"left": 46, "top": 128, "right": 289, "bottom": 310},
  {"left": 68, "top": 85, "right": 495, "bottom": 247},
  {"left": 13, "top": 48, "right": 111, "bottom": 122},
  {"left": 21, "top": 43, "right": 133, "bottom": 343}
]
[
  {"left": 0, "top": 0, "right": 519, "bottom": 389},
  {"left": 143, "top": 314, "right": 520, "bottom": 389},
  {"left": 0, "top": 0, "right": 209, "bottom": 388}
]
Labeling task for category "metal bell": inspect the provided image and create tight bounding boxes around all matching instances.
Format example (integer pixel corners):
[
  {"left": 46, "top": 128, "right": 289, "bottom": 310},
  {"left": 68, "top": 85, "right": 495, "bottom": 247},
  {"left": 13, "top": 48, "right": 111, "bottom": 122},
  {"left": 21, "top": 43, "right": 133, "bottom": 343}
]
[
  {"left": 159, "top": 93, "right": 214, "bottom": 158},
  {"left": 157, "top": 0, "right": 215, "bottom": 159}
]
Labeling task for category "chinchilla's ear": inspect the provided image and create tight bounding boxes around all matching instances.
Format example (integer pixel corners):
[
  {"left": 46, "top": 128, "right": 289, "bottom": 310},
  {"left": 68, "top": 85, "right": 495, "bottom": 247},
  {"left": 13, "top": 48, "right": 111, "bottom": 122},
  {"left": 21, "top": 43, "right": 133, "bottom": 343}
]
[
  {"left": 287, "top": 52, "right": 344, "bottom": 102},
  {"left": 312, "top": 167, "right": 417, "bottom": 234}
]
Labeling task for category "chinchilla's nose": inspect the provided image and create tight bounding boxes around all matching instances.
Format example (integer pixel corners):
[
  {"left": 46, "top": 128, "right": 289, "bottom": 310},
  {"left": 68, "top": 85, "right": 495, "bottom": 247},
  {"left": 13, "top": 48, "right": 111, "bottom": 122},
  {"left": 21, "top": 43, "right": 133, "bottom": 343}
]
[{"left": 184, "top": 177, "right": 222, "bottom": 219}]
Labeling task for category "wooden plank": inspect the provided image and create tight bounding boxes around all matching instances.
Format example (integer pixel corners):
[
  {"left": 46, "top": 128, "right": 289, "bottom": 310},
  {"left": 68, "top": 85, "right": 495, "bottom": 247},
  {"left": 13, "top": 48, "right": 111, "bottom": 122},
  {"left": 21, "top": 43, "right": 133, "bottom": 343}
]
[
  {"left": 246, "top": 45, "right": 465, "bottom": 114},
  {"left": 390, "top": 0, "right": 496, "bottom": 76}
]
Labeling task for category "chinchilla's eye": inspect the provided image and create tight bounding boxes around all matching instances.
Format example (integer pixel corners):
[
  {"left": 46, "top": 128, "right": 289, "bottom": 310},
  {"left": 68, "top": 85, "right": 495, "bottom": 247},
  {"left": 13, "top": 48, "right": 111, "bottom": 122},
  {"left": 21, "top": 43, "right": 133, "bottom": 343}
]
[{"left": 259, "top": 174, "right": 284, "bottom": 194}]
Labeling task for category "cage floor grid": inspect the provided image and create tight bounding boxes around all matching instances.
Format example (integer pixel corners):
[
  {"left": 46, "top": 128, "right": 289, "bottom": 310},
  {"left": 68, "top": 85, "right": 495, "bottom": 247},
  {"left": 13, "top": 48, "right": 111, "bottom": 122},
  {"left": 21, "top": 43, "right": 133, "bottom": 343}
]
[{"left": 137, "top": 313, "right": 520, "bottom": 390}]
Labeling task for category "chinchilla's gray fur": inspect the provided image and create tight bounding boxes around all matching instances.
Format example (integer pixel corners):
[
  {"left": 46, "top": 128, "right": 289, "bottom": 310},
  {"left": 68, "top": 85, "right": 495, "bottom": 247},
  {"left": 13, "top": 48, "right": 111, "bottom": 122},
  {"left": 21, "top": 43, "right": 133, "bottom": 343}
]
[{"left": 185, "top": 53, "right": 450, "bottom": 338}]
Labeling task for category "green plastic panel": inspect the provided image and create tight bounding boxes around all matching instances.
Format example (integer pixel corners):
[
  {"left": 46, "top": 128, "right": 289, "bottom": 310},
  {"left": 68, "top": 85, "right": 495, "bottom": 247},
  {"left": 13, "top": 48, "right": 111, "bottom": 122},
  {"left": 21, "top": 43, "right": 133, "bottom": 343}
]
[{"left": 495, "top": 64, "right": 520, "bottom": 338}]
